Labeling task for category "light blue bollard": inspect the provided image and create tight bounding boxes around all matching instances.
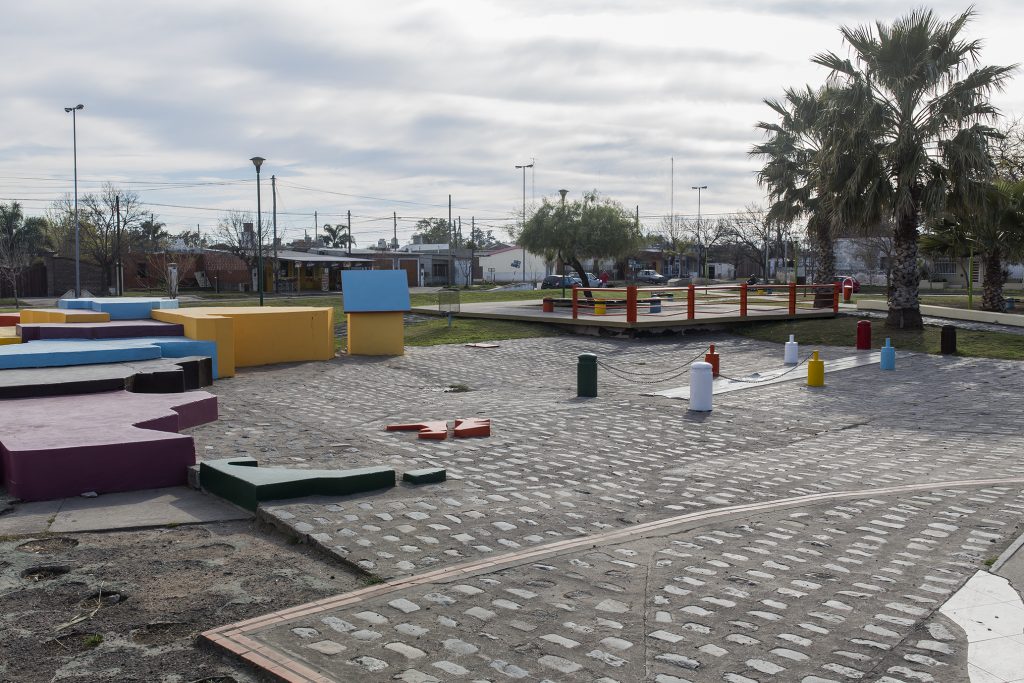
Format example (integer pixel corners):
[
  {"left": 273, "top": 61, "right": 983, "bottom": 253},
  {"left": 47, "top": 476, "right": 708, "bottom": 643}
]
[
  {"left": 880, "top": 337, "right": 896, "bottom": 371},
  {"left": 649, "top": 297, "right": 662, "bottom": 314}
]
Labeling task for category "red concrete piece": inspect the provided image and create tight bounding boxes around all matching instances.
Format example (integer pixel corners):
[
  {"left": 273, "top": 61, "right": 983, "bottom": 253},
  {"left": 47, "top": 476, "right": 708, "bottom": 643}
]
[
  {"left": 0, "top": 312, "right": 19, "bottom": 326},
  {"left": 0, "top": 390, "right": 218, "bottom": 501},
  {"left": 454, "top": 417, "right": 491, "bottom": 438},
  {"left": 385, "top": 421, "right": 449, "bottom": 440}
]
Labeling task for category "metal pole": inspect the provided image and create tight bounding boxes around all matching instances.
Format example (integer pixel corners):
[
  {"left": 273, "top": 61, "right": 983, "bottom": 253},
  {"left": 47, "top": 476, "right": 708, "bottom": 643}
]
[
  {"left": 692, "top": 185, "right": 707, "bottom": 279},
  {"left": 115, "top": 195, "right": 121, "bottom": 295},
  {"left": 448, "top": 194, "right": 453, "bottom": 287},
  {"left": 71, "top": 108, "right": 81, "bottom": 297},
  {"left": 256, "top": 167, "right": 263, "bottom": 306},
  {"left": 347, "top": 210, "right": 352, "bottom": 257},
  {"left": 272, "top": 174, "right": 278, "bottom": 293},
  {"left": 314, "top": 210, "right": 318, "bottom": 244},
  {"left": 515, "top": 163, "right": 534, "bottom": 283}
]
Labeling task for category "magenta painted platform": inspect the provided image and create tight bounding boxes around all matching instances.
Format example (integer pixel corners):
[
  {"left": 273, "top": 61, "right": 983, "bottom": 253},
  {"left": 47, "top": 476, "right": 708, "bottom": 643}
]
[
  {"left": 0, "top": 390, "right": 218, "bottom": 501},
  {"left": 17, "top": 320, "right": 185, "bottom": 342}
]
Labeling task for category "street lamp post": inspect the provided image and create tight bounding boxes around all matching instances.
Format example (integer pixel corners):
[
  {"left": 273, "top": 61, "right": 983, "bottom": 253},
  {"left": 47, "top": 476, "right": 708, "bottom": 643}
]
[
  {"left": 250, "top": 157, "right": 265, "bottom": 306},
  {"left": 64, "top": 104, "right": 84, "bottom": 298},
  {"left": 692, "top": 185, "right": 707, "bottom": 280},
  {"left": 559, "top": 189, "right": 568, "bottom": 298},
  {"left": 515, "top": 162, "right": 534, "bottom": 283}
]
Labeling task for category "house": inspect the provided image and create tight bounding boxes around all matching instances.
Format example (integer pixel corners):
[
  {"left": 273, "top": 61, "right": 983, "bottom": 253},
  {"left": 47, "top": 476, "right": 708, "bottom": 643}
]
[{"left": 476, "top": 246, "right": 551, "bottom": 283}]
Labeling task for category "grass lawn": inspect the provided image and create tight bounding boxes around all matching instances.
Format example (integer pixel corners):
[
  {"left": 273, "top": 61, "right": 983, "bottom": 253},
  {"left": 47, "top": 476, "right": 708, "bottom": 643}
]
[
  {"left": 730, "top": 316, "right": 1024, "bottom": 361},
  {"left": 403, "top": 317, "right": 563, "bottom": 347}
]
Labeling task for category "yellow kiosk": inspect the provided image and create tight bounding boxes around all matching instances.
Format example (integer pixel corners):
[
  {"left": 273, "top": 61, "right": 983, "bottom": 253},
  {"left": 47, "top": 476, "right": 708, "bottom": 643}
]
[{"left": 342, "top": 270, "right": 410, "bottom": 356}]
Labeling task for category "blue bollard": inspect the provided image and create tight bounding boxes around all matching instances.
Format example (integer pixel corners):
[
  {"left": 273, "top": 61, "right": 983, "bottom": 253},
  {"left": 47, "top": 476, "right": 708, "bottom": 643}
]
[
  {"left": 649, "top": 297, "right": 662, "bottom": 314},
  {"left": 880, "top": 337, "right": 896, "bottom": 371}
]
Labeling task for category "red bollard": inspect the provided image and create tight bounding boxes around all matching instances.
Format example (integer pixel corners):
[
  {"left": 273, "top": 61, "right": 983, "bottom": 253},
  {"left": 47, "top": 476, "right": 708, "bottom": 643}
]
[
  {"left": 856, "top": 320, "right": 871, "bottom": 350},
  {"left": 843, "top": 284, "right": 853, "bottom": 302},
  {"left": 705, "top": 344, "right": 720, "bottom": 377},
  {"left": 542, "top": 298, "right": 554, "bottom": 313}
]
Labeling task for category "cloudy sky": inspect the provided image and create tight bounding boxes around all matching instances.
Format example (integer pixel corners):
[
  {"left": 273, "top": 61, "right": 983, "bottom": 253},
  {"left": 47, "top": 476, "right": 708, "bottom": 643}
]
[{"left": 1, "top": 0, "right": 1022, "bottom": 246}]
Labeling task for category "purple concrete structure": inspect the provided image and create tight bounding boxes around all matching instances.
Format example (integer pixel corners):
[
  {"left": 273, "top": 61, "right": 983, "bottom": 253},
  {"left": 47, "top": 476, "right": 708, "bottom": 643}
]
[
  {"left": 16, "top": 320, "right": 185, "bottom": 342},
  {"left": 0, "top": 390, "right": 218, "bottom": 501}
]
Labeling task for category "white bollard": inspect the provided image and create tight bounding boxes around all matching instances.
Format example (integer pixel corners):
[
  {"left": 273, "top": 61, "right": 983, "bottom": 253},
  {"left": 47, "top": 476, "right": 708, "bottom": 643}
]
[
  {"left": 784, "top": 334, "right": 799, "bottom": 365},
  {"left": 689, "top": 361, "right": 714, "bottom": 412}
]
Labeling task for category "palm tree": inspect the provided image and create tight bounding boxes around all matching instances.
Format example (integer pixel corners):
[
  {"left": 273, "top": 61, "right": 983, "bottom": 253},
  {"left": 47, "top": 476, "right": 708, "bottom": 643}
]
[
  {"left": 813, "top": 8, "right": 1015, "bottom": 328},
  {"left": 322, "top": 224, "right": 355, "bottom": 249},
  {"left": 752, "top": 85, "right": 842, "bottom": 302},
  {"left": 922, "top": 179, "right": 1024, "bottom": 311}
]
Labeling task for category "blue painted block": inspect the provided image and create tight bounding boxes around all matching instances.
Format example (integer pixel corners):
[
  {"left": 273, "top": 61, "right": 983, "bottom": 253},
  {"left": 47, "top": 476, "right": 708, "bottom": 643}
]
[
  {"left": 0, "top": 340, "right": 163, "bottom": 370},
  {"left": 57, "top": 298, "right": 98, "bottom": 310},
  {"left": 127, "top": 337, "right": 220, "bottom": 379},
  {"left": 341, "top": 270, "right": 411, "bottom": 312},
  {"left": 57, "top": 297, "right": 180, "bottom": 320}
]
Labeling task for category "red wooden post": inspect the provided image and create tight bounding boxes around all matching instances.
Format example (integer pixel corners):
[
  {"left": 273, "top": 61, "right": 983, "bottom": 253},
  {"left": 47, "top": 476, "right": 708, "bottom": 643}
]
[
  {"left": 740, "top": 283, "right": 748, "bottom": 317},
  {"left": 788, "top": 282, "right": 797, "bottom": 316},
  {"left": 833, "top": 281, "right": 840, "bottom": 312},
  {"left": 687, "top": 284, "right": 696, "bottom": 320},
  {"left": 572, "top": 286, "right": 579, "bottom": 319},
  {"left": 626, "top": 286, "right": 638, "bottom": 324}
]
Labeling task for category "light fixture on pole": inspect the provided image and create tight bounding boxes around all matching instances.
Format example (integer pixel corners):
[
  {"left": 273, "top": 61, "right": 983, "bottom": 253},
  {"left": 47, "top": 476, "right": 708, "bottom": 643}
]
[
  {"left": 692, "top": 185, "right": 707, "bottom": 279},
  {"left": 64, "top": 104, "right": 84, "bottom": 298},
  {"left": 558, "top": 189, "right": 568, "bottom": 298},
  {"left": 250, "top": 156, "right": 265, "bottom": 306},
  {"left": 515, "top": 162, "right": 534, "bottom": 283}
]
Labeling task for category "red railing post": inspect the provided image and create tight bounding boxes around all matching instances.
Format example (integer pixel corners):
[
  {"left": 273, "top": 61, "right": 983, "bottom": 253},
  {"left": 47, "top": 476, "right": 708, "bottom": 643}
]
[
  {"left": 788, "top": 282, "right": 797, "bottom": 315},
  {"left": 833, "top": 281, "right": 840, "bottom": 313},
  {"left": 572, "top": 286, "right": 579, "bottom": 319},
  {"left": 626, "top": 286, "right": 637, "bottom": 324},
  {"left": 687, "top": 284, "right": 696, "bottom": 320},
  {"left": 740, "top": 283, "right": 748, "bottom": 317}
]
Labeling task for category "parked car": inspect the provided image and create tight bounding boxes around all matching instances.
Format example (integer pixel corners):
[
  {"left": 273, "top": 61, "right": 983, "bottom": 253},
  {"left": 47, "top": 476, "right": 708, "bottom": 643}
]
[
  {"left": 833, "top": 275, "right": 861, "bottom": 293},
  {"left": 634, "top": 269, "right": 668, "bottom": 285},
  {"left": 568, "top": 272, "right": 605, "bottom": 287},
  {"left": 541, "top": 274, "right": 582, "bottom": 289}
]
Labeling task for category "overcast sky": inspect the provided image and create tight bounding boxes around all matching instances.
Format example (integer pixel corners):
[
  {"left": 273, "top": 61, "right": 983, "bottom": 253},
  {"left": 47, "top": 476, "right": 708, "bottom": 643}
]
[{"left": 1, "top": 1, "right": 1022, "bottom": 246}]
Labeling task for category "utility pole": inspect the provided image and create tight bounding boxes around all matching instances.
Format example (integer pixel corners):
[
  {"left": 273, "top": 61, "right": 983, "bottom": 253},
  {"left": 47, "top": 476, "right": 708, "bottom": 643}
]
[
  {"left": 670, "top": 157, "right": 674, "bottom": 232},
  {"left": 515, "top": 162, "right": 533, "bottom": 282},
  {"left": 692, "top": 185, "right": 707, "bottom": 279},
  {"left": 347, "top": 210, "right": 352, "bottom": 256},
  {"left": 470, "top": 216, "right": 476, "bottom": 287},
  {"left": 271, "top": 175, "right": 278, "bottom": 294},
  {"left": 448, "top": 194, "right": 453, "bottom": 287},
  {"left": 393, "top": 211, "right": 397, "bottom": 249},
  {"left": 115, "top": 195, "right": 121, "bottom": 296},
  {"left": 314, "top": 210, "right": 318, "bottom": 244}
]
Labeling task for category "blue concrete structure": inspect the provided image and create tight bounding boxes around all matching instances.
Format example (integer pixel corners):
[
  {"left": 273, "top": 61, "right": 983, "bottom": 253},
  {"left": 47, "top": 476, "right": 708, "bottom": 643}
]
[
  {"left": 341, "top": 270, "right": 410, "bottom": 312},
  {"left": 58, "top": 297, "right": 180, "bottom": 320},
  {"left": 0, "top": 337, "right": 218, "bottom": 377}
]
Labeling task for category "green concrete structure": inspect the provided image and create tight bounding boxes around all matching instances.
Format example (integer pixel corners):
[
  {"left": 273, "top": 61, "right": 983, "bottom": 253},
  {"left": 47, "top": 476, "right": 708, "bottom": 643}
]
[
  {"left": 403, "top": 467, "right": 447, "bottom": 484},
  {"left": 199, "top": 457, "right": 395, "bottom": 511}
]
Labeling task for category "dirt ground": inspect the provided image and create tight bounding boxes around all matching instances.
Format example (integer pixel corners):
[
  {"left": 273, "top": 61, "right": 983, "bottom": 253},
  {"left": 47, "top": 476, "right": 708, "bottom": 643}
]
[{"left": 0, "top": 520, "right": 363, "bottom": 683}]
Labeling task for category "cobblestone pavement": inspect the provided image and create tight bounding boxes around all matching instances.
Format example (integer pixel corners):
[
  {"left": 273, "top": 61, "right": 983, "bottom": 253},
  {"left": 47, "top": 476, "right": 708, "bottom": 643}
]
[{"left": 191, "top": 335, "right": 1024, "bottom": 681}]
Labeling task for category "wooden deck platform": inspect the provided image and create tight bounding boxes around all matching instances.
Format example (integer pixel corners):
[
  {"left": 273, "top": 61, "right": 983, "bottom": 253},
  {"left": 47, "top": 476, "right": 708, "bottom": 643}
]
[{"left": 411, "top": 297, "right": 836, "bottom": 332}]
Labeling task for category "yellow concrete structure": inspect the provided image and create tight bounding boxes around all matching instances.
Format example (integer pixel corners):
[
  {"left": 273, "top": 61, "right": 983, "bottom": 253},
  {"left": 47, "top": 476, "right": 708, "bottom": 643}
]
[
  {"left": 346, "top": 312, "right": 405, "bottom": 356},
  {"left": 807, "top": 350, "right": 825, "bottom": 387},
  {"left": 0, "top": 327, "right": 20, "bottom": 345},
  {"left": 152, "top": 306, "right": 334, "bottom": 378},
  {"left": 20, "top": 309, "right": 110, "bottom": 323}
]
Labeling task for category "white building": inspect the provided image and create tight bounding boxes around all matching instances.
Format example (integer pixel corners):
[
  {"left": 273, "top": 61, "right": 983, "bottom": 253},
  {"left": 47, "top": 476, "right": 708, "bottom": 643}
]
[{"left": 477, "top": 246, "right": 552, "bottom": 283}]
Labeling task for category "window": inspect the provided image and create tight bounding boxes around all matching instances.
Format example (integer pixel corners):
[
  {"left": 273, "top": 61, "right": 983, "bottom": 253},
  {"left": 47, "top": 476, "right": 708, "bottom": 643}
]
[
  {"left": 932, "top": 259, "right": 957, "bottom": 276},
  {"left": 432, "top": 263, "right": 448, "bottom": 277}
]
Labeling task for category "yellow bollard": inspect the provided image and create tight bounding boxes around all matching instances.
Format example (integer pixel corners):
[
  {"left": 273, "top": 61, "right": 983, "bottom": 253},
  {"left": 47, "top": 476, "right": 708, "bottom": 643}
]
[
  {"left": 807, "top": 350, "right": 824, "bottom": 387},
  {"left": 594, "top": 301, "right": 606, "bottom": 315}
]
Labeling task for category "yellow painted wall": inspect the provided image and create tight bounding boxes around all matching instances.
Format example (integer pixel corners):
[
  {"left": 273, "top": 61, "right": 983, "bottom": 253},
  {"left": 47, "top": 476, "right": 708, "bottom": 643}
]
[
  {"left": 346, "top": 311, "right": 404, "bottom": 356},
  {"left": 153, "top": 306, "right": 334, "bottom": 377},
  {"left": 0, "top": 326, "right": 20, "bottom": 345},
  {"left": 20, "top": 309, "right": 110, "bottom": 323}
]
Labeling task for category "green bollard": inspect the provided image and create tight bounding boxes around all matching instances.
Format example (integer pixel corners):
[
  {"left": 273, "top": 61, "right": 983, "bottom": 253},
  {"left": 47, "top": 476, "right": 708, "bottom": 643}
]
[{"left": 577, "top": 353, "right": 597, "bottom": 397}]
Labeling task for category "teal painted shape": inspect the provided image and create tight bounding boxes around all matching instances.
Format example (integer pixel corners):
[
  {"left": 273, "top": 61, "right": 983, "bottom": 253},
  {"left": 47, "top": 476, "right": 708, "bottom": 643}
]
[
  {"left": 200, "top": 457, "right": 395, "bottom": 511},
  {"left": 58, "top": 297, "right": 180, "bottom": 320},
  {"left": 341, "top": 270, "right": 411, "bottom": 312},
  {"left": 403, "top": 468, "right": 446, "bottom": 484}
]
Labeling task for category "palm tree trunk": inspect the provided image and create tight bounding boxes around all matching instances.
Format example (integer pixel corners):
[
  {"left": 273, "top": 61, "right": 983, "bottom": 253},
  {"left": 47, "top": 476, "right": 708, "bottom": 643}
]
[
  {"left": 886, "top": 209, "right": 923, "bottom": 329},
  {"left": 810, "top": 221, "right": 835, "bottom": 308},
  {"left": 981, "top": 249, "right": 1006, "bottom": 312}
]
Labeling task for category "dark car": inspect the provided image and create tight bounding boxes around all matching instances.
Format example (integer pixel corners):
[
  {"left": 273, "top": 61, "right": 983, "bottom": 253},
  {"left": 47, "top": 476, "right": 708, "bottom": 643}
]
[
  {"left": 634, "top": 269, "right": 668, "bottom": 285},
  {"left": 541, "top": 275, "right": 582, "bottom": 289},
  {"left": 833, "top": 275, "right": 861, "bottom": 293}
]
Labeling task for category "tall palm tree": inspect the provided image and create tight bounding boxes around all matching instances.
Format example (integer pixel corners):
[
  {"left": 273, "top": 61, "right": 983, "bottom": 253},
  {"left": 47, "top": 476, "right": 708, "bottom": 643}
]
[
  {"left": 322, "top": 224, "right": 355, "bottom": 249},
  {"left": 814, "top": 8, "right": 1015, "bottom": 328}
]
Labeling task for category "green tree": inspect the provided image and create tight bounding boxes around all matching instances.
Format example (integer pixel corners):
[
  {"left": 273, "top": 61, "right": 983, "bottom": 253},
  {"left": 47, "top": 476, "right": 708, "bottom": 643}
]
[
  {"left": 515, "top": 191, "right": 642, "bottom": 288},
  {"left": 131, "top": 218, "right": 171, "bottom": 252},
  {"left": 814, "top": 8, "right": 1015, "bottom": 328},
  {"left": 922, "top": 179, "right": 1024, "bottom": 311},
  {"left": 410, "top": 218, "right": 452, "bottom": 245},
  {"left": 0, "top": 202, "right": 46, "bottom": 306},
  {"left": 322, "top": 224, "right": 355, "bottom": 249}
]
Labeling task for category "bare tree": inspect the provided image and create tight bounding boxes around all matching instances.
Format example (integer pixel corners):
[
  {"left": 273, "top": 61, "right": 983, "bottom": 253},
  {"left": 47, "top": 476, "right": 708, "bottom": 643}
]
[
  {"left": 77, "top": 184, "right": 147, "bottom": 292},
  {"left": 0, "top": 203, "right": 45, "bottom": 306},
  {"left": 214, "top": 211, "right": 259, "bottom": 270},
  {"left": 138, "top": 252, "right": 198, "bottom": 296},
  {"left": 657, "top": 215, "right": 691, "bottom": 277},
  {"left": 993, "top": 116, "right": 1024, "bottom": 183},
  {"left": 686, "top": 216, "right": 730, "bottom": 281},
  {"left": 725, "top": 205, "right": 775, "bottom": 279}
]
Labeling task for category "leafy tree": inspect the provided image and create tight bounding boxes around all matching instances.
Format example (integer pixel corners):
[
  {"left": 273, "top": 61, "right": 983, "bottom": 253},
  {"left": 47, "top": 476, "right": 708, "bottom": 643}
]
[
  {"left": 410, "top": 218, "right": 452, "bottom": 245},
  {"left": 0, "top": 202, "right": 46, "bottom": 306},
  {"left": 814, "top": 8, "right": 1015, "bottom": 328},
  {"left": 130, "top": 218, "right": 171, "bottom": 252},
  {"left": 922, "top": 179, "right": 1024, "bottom": 311},
  {"left": 515, "top": 191, "right": 642, "bottom": 288}
]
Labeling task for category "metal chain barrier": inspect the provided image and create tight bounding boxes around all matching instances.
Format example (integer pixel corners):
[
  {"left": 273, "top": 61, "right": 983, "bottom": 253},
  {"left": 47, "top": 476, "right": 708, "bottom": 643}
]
[
  {"left": 595, "top": 345, "right": 711, "bottom": 384},
  {"left": 717, "top": 352, "right": 813, "bottom": 383}
]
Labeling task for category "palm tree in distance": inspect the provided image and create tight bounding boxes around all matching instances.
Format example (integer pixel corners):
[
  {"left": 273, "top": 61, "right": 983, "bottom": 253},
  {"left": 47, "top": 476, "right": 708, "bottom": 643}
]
[
  {"left": 813, "top": 8, "right": 1016, "bottom": 328},
  {"left": 322, "top": 224, "right": 355, "bottom": 249}
]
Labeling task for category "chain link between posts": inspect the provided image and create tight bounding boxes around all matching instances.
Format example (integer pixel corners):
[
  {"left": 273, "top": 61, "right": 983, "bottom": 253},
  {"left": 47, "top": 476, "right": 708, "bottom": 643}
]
[
  {"left": 595, "top": 345, "right": 711, "bottom": 385},
  {"left": 716, "top": 353, "right": 813, "bottom": 383}
]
